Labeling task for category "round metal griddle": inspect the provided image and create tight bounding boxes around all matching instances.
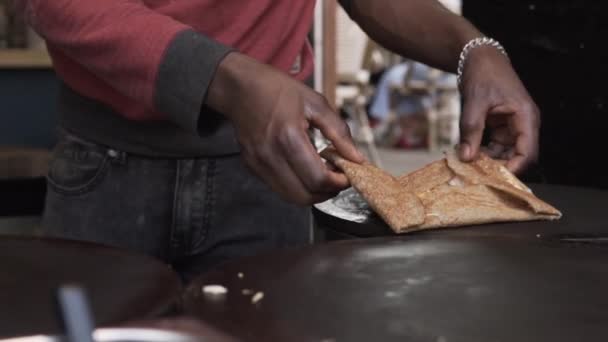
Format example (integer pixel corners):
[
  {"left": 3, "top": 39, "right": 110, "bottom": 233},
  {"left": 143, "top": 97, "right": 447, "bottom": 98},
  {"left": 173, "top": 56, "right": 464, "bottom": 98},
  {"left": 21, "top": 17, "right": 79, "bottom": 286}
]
[
  {"left": 183, "top": 235, "right": 608, "bottom": 342},
  {"left": 0, "top": 236, "right": 181, "bottom": 339},
  {"left": 313, "top": 184, "right": 608, "bottom": 241}
]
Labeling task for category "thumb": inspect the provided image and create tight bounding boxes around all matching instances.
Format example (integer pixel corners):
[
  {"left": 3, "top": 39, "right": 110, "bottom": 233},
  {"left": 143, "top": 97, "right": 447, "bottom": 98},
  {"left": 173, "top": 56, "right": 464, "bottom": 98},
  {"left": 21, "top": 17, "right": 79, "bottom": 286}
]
[
  {"left": 459, "top": 99, "right": 488, "bottom": 161},
  {"left": 307, "top": 104, "right": 365, "bottom": 164}
]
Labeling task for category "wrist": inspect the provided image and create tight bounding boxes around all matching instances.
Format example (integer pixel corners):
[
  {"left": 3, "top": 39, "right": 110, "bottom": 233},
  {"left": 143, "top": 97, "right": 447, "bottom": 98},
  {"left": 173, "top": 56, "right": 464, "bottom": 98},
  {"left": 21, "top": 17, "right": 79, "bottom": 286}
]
[
  {"left": 206, "top": 51, "right": 249, "bottom": 119},
  {"left": 466, "top": 45, "right": 510, "bottom": 67},
  {"left": 449, "top": 21, "right": 483, "bottom": 72},
  {"left": 457, "top": 37, "right": 509, "bottom": 88}
]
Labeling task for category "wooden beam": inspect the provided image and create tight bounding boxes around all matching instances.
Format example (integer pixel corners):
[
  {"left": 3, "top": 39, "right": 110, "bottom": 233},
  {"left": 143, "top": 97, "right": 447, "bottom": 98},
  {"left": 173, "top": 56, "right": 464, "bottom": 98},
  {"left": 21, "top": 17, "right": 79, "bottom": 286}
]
[{"left": 322, "top": 0, "right": 337, "bottom": 106}]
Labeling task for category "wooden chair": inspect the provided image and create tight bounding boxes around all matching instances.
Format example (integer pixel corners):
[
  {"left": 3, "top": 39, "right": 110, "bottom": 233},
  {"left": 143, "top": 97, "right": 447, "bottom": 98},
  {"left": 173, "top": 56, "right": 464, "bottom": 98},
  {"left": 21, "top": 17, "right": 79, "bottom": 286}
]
[{"left": 388, "top": 61, "right": 460, "bottom": 151}]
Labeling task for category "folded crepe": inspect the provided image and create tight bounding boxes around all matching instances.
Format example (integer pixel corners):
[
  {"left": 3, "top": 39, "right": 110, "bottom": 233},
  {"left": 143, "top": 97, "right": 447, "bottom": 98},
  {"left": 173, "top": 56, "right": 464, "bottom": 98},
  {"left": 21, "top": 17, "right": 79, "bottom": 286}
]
[{"left": 321, "top": 148, "right": 562, "bottom": 234}]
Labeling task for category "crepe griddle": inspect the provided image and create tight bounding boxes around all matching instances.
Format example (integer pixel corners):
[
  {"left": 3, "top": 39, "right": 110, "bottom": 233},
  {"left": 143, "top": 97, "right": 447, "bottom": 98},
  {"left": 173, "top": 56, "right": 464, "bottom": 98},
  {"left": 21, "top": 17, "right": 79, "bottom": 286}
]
[
  {"left": 183, "top": 235, "right": 608, "bottom": 342},
  {"left": 0, "top": 236, "right": 180, "bottom": 339},
  {"left": 313, "top": 184, "right": 608, "bottom": 241}
]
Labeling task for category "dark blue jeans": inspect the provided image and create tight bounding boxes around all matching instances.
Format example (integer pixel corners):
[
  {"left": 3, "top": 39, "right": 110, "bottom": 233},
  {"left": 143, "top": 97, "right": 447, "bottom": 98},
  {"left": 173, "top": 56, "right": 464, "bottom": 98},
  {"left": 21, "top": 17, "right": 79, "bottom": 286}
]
[{"left": 42, "top": 132, "right": 311, "bottom": 282}]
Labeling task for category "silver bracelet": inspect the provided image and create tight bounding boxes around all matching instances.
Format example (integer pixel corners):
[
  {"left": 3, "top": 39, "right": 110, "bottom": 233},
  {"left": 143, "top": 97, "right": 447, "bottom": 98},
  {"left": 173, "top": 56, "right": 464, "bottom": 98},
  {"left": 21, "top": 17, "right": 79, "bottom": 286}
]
[{"left": 457, "top": 37, "right": 508, "bottom": 87}]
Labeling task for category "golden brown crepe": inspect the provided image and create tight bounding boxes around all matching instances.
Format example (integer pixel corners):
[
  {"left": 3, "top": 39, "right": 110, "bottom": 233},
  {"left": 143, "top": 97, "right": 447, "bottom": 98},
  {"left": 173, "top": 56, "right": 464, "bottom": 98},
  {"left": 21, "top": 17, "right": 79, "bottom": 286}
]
[
  {"left": 321, "top": 148, "right": 562, "bottom": 234},
  {"left": 322, "top": 148, "right": 426, "bottom": 230}
]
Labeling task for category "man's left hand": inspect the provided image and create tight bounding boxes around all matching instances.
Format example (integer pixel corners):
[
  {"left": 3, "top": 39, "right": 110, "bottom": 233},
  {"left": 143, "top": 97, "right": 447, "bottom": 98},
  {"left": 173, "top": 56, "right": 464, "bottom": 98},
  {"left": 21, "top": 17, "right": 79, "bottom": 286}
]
[{"left": 458, "top": 46, "right": 541, "bottom": 174}]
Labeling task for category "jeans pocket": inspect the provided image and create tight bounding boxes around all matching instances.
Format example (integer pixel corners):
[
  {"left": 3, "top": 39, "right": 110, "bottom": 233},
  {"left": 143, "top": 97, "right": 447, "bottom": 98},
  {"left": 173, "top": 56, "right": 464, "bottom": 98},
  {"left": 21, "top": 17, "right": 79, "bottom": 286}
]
[{"left": 46, "top": 135, "right": 112, "bottom": 196}]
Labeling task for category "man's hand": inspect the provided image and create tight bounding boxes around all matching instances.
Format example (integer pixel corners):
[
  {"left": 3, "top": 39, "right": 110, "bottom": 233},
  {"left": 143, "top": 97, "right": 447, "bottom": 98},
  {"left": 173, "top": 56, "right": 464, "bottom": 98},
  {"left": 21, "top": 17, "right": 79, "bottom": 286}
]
[
  {"left": 341, "top": 0, "right": 540, "bottom": 174},
  {"left": 458, "top": 47, "right": 541, "bottom": 174},
  {"left": 207, "top": 52, "right": 364, "bottom": 205}
]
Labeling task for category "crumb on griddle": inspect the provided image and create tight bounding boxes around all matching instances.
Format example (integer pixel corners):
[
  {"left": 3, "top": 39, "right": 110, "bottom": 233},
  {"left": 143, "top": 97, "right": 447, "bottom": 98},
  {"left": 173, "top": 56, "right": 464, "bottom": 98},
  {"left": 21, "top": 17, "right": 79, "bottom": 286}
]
[{"left": 251, "top": 291, "right": 264, "bottom": 304}]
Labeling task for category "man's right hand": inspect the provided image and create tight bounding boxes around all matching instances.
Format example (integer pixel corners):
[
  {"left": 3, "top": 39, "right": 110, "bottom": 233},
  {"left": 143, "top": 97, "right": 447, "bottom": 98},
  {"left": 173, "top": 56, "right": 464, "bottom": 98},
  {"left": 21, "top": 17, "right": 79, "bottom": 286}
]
[{"left": 206, "top": 52, "right": 364, "bottom": 205}]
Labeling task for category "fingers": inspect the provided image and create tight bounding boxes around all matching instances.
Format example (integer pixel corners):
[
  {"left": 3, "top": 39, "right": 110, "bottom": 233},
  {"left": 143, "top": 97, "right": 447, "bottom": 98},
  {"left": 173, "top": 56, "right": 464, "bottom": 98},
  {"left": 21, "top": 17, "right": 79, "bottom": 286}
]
[
  {"left": 504, "top": 103, "right": 540, "bottom": 174},
  {"left": 325, "top": 160, "right": 341, "bottom": 173},
  {"left": 483, "top": 125, "right": 512, "bottom": 158},
  {"left": 278, "top": 125, "right": 350, "bottom": 193},
  {"left": 462, "top": 96, "right": 539, "bottom": 175},
  {"left": 482, "top": 141, "right": 506, "bottom": 159},
  {"left": 243, "top": 147, "right": 336, "bottom": 206},
  {"left": 505, "top": 131, "right": 538, "bottom": 174},
  {"left": 459, "top": 98, "right": 488, "bottom": 162},
  {"left": 241, "top": 120, "right": 350, "bottom": 206},
  {"left": 506, "top": 150, "right": 530, "bottom": 174},
  {"left": 306, "top": 102, "right": 365, "bottom": 164},
  {"left": 485, "top": 121, "right": 536, "bottom": 173}
]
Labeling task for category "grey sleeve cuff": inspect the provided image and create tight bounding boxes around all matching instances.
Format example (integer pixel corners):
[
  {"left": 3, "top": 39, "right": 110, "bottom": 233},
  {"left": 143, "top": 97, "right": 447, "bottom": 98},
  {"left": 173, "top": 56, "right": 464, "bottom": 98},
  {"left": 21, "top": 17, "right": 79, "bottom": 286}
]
[{"left": 155, "top": 29, "right": 234, "bottom": 133}]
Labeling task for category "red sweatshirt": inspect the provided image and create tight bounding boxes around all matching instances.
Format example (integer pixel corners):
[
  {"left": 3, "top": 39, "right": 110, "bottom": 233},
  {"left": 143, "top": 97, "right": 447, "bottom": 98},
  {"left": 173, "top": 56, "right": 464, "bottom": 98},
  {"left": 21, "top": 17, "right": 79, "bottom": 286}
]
[{"left": 19, "top": 0, "right": 334, "bottom": 156}]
